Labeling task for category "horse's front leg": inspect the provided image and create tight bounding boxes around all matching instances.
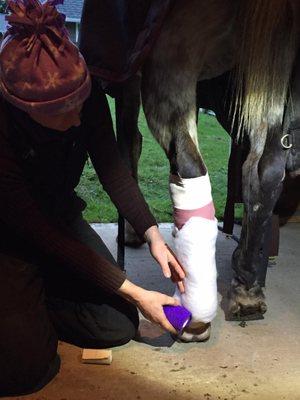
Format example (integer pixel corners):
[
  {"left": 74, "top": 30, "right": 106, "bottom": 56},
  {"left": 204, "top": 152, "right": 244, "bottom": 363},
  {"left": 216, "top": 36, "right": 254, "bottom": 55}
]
[
  {"left": 142, "top": 67, "right": 218, "bottom": 342},
  {"left": 169, "top": 147, "right": 219, "bottom": 342},
  {"left": 228, "top": 125, "right": 287, "bottom": 320}
]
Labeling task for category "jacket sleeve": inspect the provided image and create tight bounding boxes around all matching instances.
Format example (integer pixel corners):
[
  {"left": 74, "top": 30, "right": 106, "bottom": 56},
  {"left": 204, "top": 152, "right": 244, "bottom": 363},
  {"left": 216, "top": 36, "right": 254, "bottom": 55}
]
[
  {"left": 84, "top": 80, "right": 157, "bottom": 238},
  {"left": 0, "top": 103, "right": 126, "bottom": 293}
]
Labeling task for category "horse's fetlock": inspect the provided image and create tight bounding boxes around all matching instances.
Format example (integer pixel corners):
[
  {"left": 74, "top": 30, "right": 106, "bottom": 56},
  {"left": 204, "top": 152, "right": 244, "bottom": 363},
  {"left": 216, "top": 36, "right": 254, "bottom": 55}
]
[{"left": 248, "top": 282, "right": 265, "bottom": 298}]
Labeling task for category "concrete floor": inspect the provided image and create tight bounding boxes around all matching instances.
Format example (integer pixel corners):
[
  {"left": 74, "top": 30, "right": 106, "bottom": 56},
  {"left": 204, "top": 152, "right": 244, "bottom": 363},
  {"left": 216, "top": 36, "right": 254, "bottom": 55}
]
[{"left": 5, "top": 223, "right": 300, "bottom": 400}]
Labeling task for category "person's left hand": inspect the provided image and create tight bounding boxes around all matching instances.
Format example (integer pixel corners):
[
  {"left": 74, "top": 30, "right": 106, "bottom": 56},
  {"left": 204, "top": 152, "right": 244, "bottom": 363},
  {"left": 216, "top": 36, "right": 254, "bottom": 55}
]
[{"left": 144, "top": 226, "right": 186, "bottom": 293}]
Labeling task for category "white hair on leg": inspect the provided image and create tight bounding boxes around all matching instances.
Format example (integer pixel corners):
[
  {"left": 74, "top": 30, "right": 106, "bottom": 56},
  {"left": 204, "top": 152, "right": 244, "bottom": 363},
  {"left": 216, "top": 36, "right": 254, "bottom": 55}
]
[{"left": 186, "top": 110, "right": 199, "bottom": 150}]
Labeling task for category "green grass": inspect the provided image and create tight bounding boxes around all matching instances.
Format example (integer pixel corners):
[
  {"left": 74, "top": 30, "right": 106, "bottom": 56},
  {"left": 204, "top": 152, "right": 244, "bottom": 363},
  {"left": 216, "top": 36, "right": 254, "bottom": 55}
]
[{"left": 77, "top": 98, "right": 241, "bottom": 223}]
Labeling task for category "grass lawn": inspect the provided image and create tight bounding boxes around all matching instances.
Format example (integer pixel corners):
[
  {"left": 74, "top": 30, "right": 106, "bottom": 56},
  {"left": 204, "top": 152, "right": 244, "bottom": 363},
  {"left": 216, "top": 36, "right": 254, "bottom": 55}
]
[{"left": 77, "top": 97, "right": 242, "bottom": 223}]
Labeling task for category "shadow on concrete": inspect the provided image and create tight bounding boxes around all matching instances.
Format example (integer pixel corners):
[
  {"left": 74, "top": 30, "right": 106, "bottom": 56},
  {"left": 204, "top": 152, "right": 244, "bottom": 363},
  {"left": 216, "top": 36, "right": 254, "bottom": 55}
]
[
  {"left": 134, "top": 320, "right": 175, "bottom": 347},
  {"left": 215, "top": 232, "right": 236, "bottom": 320}
]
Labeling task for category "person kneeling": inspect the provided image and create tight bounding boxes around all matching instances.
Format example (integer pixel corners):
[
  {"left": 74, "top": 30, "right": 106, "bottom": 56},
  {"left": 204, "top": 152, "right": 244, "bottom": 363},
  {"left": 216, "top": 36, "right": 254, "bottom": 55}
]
[{"left": 0, "top": 0, "right": 185, "bottom": 396}]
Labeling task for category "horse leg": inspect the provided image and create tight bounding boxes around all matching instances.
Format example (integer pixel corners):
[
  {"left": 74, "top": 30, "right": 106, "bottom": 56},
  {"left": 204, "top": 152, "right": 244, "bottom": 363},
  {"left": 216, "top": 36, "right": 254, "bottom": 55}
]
[
  {"left": 115, "top": 75, "right": 145, "bottom": 247},
  {"left": 228, "top": 125, "right": 287, "bottom": 319},
  {"left": 229, "top": 48, "right": 300, "bottom": 320},
  {"left": 139, "top": 0, "right": 239, "bottom": 338},
  {"left": 142, "top": 61, "right": 219, "bottom": 341}
]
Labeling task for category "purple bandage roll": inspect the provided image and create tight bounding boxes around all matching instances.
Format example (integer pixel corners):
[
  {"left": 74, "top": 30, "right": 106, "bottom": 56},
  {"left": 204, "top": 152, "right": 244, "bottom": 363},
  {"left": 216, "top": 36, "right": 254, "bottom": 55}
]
[{"left": 163, "top": 305, "right": 192, "bottom": 332}]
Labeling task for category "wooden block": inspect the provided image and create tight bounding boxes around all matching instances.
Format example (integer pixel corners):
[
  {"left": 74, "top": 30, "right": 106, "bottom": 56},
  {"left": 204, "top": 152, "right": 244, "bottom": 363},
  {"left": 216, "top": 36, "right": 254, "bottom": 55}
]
[{"left": 81, "top": 349, "right": 112, "bottom": 365}]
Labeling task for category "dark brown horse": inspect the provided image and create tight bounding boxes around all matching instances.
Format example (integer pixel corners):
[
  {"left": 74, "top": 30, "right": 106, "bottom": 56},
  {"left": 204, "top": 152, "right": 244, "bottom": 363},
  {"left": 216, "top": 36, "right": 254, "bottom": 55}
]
[{"left": 80, "top": 0, "right": 300, "bottom": 339}]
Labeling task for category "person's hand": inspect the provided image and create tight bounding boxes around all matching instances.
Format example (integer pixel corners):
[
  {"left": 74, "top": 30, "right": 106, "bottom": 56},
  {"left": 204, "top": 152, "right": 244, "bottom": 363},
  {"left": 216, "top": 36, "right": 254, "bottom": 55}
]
[
  {"left": 118, "top": 280, "right": 180, "bottom": 334},
  {"left": 144, "top": 226, "right": 185, "bottom": 293}
]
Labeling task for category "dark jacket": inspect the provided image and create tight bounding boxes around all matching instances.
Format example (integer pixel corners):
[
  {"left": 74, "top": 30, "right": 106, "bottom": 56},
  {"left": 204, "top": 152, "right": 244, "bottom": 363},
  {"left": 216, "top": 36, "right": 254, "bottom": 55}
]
[{"left": 0, "top": 80, "right": 156, "bottom": 292}]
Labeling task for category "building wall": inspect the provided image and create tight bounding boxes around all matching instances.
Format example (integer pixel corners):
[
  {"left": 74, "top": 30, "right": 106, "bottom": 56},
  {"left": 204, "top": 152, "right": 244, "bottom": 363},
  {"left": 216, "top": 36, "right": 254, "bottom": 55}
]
[
  {"left": 0, "top": 14, "right": 80, "bottom": 44},
  {"left": 65, "top": 21, "right": 80, "bottom": 44},
  {"left": 66, "top": 21, "right": 76, "bottom": 43}
]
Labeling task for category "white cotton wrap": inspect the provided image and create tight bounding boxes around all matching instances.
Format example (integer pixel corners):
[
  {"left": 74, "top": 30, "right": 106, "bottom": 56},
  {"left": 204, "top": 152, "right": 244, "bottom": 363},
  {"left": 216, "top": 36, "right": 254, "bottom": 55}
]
[
  {"left": 169, "top": 174, "right": 213, "bottom": 210},
  {"left": 173, "top": 217, "right": 218, "bottom": 323},
  {"left": 169, "top": 174, "right": 218, "bottom": 324}
]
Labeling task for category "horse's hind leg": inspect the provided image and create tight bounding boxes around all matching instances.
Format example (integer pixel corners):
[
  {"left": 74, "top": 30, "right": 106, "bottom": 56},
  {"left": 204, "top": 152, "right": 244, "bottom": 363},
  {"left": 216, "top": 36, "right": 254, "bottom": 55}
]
[
  {"left": 228, "top": 124, "right": 287, "bottom": 320},
  {"left": 115, "top": 75, "right": 145, "bottom": 247},
  {"left": 142, "top": 62, "right": 218, "bottom": 342}
]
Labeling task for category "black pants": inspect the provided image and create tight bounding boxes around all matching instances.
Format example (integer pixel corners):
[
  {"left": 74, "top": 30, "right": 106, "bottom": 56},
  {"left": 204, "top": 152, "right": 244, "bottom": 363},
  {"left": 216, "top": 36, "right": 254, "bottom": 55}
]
[{"left": 0, "top": 216, "right": 139, "bottom": 397}]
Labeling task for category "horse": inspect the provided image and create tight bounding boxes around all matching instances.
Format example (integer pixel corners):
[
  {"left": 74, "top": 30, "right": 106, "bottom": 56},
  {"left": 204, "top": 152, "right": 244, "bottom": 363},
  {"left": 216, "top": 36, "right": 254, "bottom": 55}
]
[
  {"left": 79, "top": 0, "right": 300, "bottom": 339},
  {"left": 195, "top": 63, "right": 300, "bottom": 318}
]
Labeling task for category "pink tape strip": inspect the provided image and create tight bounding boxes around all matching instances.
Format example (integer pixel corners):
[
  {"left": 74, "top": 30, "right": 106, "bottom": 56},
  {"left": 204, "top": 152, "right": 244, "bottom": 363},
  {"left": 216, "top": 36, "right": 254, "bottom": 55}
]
[{"left": 174, "top": 201, "right": 215, "bottom": 229}]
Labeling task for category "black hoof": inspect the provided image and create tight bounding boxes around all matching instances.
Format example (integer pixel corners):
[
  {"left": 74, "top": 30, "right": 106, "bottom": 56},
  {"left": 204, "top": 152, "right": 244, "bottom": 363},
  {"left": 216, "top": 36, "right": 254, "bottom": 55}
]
[
  {"left": 227, "top": 279, "right": 267, "bottom": 321},
  {"left": 124, "top": 221, "right": 146, "bottom": 248}
]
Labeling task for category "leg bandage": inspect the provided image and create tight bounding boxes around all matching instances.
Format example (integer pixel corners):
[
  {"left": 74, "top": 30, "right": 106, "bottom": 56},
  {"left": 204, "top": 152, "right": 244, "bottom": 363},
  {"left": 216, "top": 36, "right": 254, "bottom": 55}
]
[{"left": 170, "top": 174, "right": 218, "bottom": 324}]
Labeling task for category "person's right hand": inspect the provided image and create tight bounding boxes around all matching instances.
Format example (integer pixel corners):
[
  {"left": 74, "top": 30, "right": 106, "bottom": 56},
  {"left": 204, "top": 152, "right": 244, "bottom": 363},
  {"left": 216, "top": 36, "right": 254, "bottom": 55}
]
[{"left": 118, "top": 279, "right": 180, "bottom": 334}]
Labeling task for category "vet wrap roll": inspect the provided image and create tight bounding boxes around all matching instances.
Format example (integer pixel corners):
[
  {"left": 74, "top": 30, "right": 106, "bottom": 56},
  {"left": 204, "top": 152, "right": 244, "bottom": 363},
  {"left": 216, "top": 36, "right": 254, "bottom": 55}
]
[
  {"left": 163, "top": 305, "right": 192, "bottom": 332},
  {"left": 169, "top": 174, "right": 218, "bottom": 324}
]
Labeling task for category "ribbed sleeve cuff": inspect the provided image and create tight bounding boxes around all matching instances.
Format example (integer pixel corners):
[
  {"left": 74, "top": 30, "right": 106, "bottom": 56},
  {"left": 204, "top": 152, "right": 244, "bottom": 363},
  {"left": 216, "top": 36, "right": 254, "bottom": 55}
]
[{"left": 132, "top": 213, "right": 157, "bottom": 239}]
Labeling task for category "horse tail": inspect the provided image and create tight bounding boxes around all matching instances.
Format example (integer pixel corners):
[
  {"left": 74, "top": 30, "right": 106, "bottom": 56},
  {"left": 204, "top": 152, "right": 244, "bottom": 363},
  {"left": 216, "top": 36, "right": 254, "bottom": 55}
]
[{"left": 234, "top": 0, "right": 298, "bottom": 138}]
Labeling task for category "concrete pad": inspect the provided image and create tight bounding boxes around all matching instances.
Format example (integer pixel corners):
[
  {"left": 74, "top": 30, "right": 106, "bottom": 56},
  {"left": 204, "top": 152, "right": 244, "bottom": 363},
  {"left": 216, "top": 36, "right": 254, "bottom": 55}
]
[{"left": 4, "top": 223, "right": 300, "bottom": 400}]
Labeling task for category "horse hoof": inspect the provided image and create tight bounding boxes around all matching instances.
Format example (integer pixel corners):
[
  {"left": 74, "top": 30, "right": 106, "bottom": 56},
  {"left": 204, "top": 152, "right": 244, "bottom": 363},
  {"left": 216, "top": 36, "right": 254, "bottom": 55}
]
[
  {"left": 173, "top": 322, "right": 211, "bottom": 342},
  {"left": 227, "top": 279, "right": 267, "bottom": 321},
  {"left": 120, "top": 221, "right": 146, "bottom": 248},
  {"left": 124, "top": 233, "right": 145, "bottom": 248}
]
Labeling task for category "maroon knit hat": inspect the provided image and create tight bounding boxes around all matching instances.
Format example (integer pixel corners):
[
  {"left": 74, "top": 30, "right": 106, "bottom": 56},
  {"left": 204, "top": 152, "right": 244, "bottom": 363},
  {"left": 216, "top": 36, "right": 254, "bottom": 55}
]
[{"left": 0, "top": 0, "right": 91, "bottom": 114}]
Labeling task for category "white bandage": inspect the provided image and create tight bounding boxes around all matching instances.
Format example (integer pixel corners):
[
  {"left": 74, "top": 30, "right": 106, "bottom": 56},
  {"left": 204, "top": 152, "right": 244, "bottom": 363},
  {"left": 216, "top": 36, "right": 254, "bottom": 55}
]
[
  {"left": 169, "top": 174, "right": 212, "bottom": 209},
  {"left": 173, "top": 217, "right": 218, "bottom": 323},
  {"left": 169, "top": 174, "right": 218, "bottom": 323}
]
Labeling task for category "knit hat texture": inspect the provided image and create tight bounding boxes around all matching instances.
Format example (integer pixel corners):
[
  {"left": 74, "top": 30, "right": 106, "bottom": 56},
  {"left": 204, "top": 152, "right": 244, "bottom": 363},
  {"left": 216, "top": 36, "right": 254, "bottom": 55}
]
[{"left": 0, "top": 0, "right": 91, "bottom": 114}]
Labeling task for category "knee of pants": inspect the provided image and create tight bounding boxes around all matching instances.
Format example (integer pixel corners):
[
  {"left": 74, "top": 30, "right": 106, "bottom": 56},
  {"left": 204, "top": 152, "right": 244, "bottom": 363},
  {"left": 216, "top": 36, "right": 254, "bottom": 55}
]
[
  {"left": 114, "top": 302, "right": 139, "bottom": 344},
  {"left": 49, "top": 297, "right": 139, "bottom": 349},
  {"left": 89, "top": 301, "right": 139, "bottom": 348},
  {"left": 88, "top": 301, "right": 140, "bottom": 348}
]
